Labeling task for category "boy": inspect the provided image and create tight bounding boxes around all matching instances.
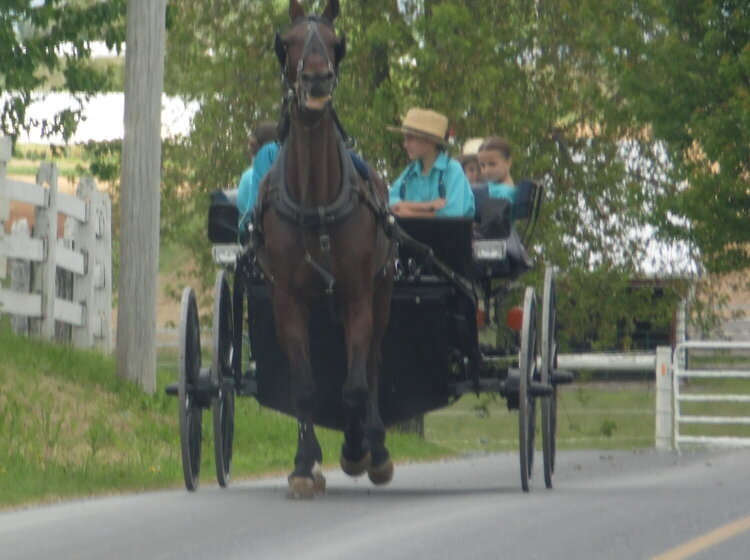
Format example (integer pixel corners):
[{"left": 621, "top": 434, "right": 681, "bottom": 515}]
[
  {"left": 388, "top": 108, "right": 474, "bottom": 218},
  {"left": 237, "top": 121, "right": 278, "bottom": 228}
]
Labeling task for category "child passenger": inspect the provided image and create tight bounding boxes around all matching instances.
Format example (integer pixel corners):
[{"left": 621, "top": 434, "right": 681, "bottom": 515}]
[
  {"left": 456, "top": 137, "right": 484, "bottom": 186},
  {"left": 237, "top": 121, "right": 278, "bottom": 228},
  {"left": 477, "top": 136, "right": 515, "bottom": 204},
  {"left": 388, "top": 108, "right": 474, "bottom": 218}
]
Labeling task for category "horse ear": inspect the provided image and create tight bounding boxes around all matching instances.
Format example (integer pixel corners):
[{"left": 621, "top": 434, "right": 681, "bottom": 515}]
[
  {"left": 323, "top": 0, "right": 340, "bottom": 22},
  {"left": 274, "top": 32, "right": 287, "bottom": 68},
  {"left": 334, "top": 31, "right": 347, "bottom": 69},
  {"left": 289, "top": 0, "right": 305, "bottom": 21}
]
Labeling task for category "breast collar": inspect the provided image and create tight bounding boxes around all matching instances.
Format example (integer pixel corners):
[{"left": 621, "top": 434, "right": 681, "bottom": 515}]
[{"left": 266, "top": 129, "right": 359, "bottom": 229}]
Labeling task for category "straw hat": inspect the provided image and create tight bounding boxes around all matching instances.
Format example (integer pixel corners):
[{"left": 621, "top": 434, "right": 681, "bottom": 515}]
[
  {"left": 462, "top": 137, "right": 484, "bottom": 155},
  {"left": 456, "top": 137, "right": 484, "bottom": 164},
  {"left": 387, "top": 108, "right": 449, "bottom": 146}
]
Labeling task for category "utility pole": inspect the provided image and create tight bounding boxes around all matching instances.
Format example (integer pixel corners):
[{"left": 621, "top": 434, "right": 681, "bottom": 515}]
[{"left": 116, "top": 0, "right": 167, "bottom": 393}]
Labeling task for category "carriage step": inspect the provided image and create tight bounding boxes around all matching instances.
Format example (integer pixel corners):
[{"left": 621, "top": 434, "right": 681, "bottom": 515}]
[
  {"left": 552, "top": 370, "right": 574, "bottom": 385},
  {"left": 165, "top": 383, "right": 178, "bottom": 397}
]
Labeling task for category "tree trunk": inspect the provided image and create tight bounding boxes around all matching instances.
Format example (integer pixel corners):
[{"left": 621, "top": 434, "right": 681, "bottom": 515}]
[{"left": 116, "top": 0, "right": 167, "bottom": 394}]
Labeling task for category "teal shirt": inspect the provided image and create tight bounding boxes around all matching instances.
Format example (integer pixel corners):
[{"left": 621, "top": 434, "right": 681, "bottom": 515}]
[
  {"left": 488, "top": 181, "right": 515, "bottom": 203},
  {"left": 239, "top": 141, "right": 280, "bottom": 227},
  {"left": 236, "top": 166, "right": 253, "bottom": 226},
  {"left": 389, "top": 152, "right": 475, "bottom": 218}
]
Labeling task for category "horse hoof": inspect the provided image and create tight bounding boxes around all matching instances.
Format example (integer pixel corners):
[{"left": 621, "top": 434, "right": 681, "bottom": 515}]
[
  {"left": 368, "top": 459, "right": 394, "bottom": 486},
  {"left": 340, "top": 451, "right": 371, "bottom": 477},
  {"left": 312, "top": 463, "right": 326, "bottom": 493},
  {"left": 287, "top": 476, "right": 315, "bottom": 500}
]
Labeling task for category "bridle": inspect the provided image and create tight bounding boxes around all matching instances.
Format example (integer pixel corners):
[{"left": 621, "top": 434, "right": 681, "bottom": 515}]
[{"left": 275, "top": 16, "right": 346, "bottom": 105}]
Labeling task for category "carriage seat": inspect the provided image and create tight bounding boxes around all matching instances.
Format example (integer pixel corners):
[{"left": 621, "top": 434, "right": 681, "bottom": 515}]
[
  {"left": 472, "top": 179, "right": 540, "bottom": 224},
  {"left": 209, "top": 189, "right": 241, "bottom": 244},
  {"left": 394, "top": 215, "right": 532, "bottom": 283},
  {"left": 470, "top": 179, "right": 539, "bottom": 280}
]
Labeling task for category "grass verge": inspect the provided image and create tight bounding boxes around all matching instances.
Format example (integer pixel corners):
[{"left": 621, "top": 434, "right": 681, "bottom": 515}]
[
  {"left": 426, "top": 383, "right": 657, "bottom": 453},
  {"left": 0, "top": 328, "right": 447, "bottom": 510}
]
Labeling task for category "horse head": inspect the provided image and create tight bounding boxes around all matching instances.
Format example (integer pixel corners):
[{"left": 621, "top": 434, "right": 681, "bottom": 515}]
[{"left": 274, "top": 0, "right": 347, "bottom": 110}]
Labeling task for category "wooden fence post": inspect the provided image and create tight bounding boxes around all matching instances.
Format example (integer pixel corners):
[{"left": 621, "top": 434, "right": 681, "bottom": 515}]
[
  {"left": 655, "top": 346, "right": 674, "bottom": 450},
  {"left": 73, "top": 177, "right": 113, "bottom": 352},
  {"left": 31, "top": 162, "right": 58, "bottom": 341}
]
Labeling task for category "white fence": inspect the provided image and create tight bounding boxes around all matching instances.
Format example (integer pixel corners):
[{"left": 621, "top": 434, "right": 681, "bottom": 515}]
[
  {"left": 0, "top": 136, "right": 112, "bottom": 352},
  {"left": 672, "top": 341, "right": 750, "bottom": 450}
]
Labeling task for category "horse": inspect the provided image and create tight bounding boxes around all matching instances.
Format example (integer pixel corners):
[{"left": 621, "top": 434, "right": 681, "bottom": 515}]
[{"left": 253, "top": 0, "right": 396, "bottom": 499}]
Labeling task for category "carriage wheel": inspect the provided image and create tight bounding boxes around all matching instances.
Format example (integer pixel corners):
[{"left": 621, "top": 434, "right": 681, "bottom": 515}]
[
  {"left": 179, "top": 287, "right": 203, "bottom": 491},
  {"left": 518, "top": 287, "right": 537, "bottom": 493},
  {"left": 212, "top": 270, "right": 235, "bottom": 488},
  {"left": 541, "top": 266, "right": 558, "bottom": 489}
]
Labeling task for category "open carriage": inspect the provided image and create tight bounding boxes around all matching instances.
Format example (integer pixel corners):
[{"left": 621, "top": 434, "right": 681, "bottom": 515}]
[{"left": 166, "top": 178, "right": 572, "bottom": 493}]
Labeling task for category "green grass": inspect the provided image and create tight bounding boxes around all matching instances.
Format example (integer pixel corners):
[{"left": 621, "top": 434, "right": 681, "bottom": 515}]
[
  {"left": 425, "top": 384, "right": 657, "bottom": 452},
  {"left": 0, "top": 327, "right": 447, "bottom": 510},
  {"left": 676, "top": 377, "right": 750, "bottom": 440}
]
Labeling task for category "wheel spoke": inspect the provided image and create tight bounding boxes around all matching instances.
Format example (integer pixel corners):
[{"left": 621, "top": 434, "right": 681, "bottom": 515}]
[{"left": 213, "top": 270, "right": 236, "bottom": 487}]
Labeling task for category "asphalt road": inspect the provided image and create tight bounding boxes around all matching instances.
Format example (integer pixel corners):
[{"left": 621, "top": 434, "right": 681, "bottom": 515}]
[{"left": 2, "top": 448, "right": 750, "bottom": 560}]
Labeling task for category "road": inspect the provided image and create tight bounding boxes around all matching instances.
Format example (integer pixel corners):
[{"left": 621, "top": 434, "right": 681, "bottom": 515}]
[{"left": 2, "top": 448, "right": 750, "bottom": 560}]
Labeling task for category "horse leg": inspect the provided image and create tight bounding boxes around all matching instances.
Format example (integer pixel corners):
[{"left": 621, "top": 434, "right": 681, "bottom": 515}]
[
  {"left": 340, "top": 296, "right": 374, "bottom": 477},
  {"left": 364, "top": 347, "right": 393, "bottom": 485},
  {"left": 274, "top": 296, "right": 324, "bottom": 498},
  {"left": 366, "top": 282, "right": 393, "bottom": 485}
]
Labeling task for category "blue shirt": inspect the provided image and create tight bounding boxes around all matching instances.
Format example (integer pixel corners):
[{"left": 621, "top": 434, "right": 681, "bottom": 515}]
[
  {"left": 389, "top": 152, "right": 475, "bottom": 218},
  {"left": 236, "top": 166, "right": 253, "bottom": 226},
  {"left": 239, "top": 141, "right": 280, "bottom": 227},
  {"left": 488, "top": 181, "right": 515, "bottom": 203}
]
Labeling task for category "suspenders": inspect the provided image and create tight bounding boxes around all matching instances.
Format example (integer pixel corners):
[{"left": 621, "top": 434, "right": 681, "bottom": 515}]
[{"left": 399, "top": 169, "right": 445, "bottom": 200}]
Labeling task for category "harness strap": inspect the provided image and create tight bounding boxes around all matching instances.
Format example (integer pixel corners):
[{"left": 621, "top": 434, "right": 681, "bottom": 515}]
[
  {"left": 251, "top": 127, "right": 396, "bottom": 295},
  {"left": 396, "top": 225, "right": 476, "bottom": 302},
  {"left": 268, "top": 129, "right": 359, "bottom": 229}
]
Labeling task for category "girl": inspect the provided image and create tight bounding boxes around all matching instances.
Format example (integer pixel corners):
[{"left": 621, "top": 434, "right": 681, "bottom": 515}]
[{"left": 477, "top": 136, "right": 515, "bottom": 204}]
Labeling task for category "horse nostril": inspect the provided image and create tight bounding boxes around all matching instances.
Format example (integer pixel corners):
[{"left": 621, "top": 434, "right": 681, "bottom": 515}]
[{"left": 300, "top": 73, "right": 312, "bottom": 83}]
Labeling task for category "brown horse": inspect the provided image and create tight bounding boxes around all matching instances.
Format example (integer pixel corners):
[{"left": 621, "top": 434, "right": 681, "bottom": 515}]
[{"left": 254, "top": 0, "right": 395, "bottom": 499}]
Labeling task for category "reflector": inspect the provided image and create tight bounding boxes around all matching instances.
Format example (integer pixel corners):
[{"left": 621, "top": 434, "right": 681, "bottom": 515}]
[{"left": 506, "top": 306, "right": 523, "bottom": 331}]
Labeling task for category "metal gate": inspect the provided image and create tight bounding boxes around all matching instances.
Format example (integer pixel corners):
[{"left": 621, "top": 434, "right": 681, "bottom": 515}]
[{"left": 673, "top": 341, "right": 750, "bottom": 450}]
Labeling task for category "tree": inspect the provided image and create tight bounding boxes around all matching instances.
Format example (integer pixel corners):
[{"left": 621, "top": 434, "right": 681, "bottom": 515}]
[
  {"left": 116, "top": 0, "right": 167, "bottom": 393},
  {"left": 160, "top": 0, "right": 686, "bottom": 350},
  {"left": 616, "top": 0, "right": 750, "bottom": 275},
  {"left": 0, "top": 0, "right": 125, "bottom": 142}
]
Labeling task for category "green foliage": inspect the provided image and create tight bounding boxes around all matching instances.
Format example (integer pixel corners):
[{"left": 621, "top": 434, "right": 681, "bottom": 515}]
[
  {"left": 616, "top": 0, "right": 750, "bottom": 273},
  {"left": 599, "top": 419, "right": 617, "bottom": 438},
  {"left": 155, "top": 0, "right": 696, "bottom": 349},
  {"left": 0, "top": 0, "right": 126, "bottom": 142}
]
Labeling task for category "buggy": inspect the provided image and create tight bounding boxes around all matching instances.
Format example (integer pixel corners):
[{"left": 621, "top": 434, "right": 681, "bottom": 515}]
[{"left": 166, "top": 179, "right": 571, "bottom": 492}]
